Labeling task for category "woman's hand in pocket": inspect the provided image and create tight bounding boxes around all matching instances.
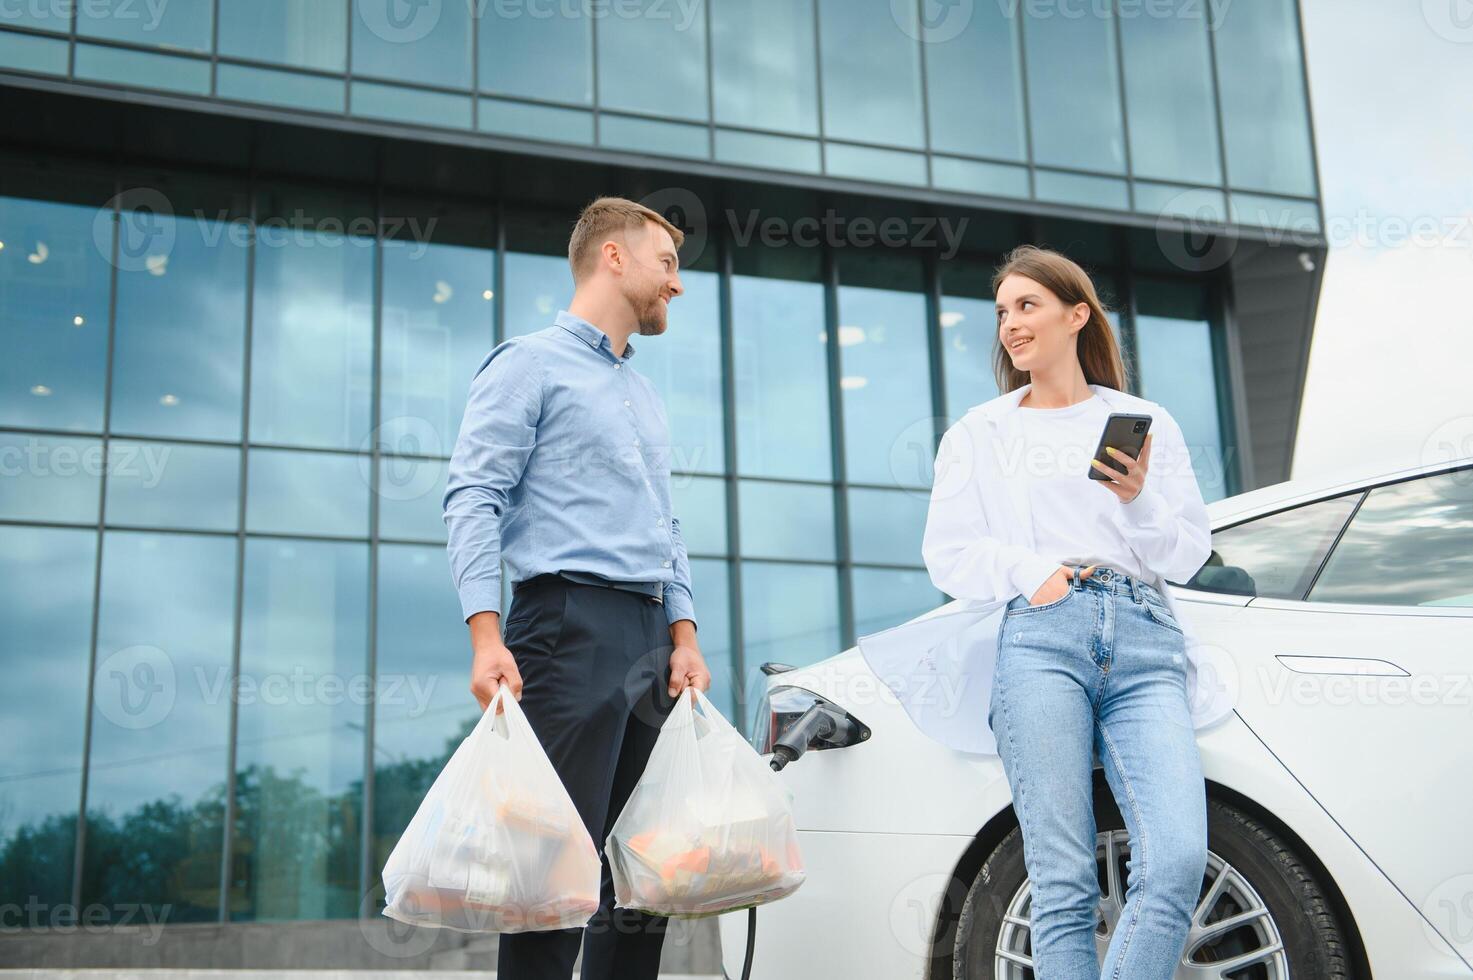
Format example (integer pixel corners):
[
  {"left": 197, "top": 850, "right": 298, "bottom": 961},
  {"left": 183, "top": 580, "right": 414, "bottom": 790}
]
[{"left": 1029, "top": 564, "right": 1097, "bottom": 606}]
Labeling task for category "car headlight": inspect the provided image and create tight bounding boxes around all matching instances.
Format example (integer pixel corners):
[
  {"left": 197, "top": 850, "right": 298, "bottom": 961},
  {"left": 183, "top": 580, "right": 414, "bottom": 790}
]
[{"left": 750, "top": 684, "right": 870, "bottom": 756}]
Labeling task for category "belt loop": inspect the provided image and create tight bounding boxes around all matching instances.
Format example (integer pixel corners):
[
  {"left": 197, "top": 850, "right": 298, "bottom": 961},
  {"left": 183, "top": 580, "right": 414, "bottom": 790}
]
[
  {"left": 1071, "top": 564, "right": 1082, "bottom": 589},
  {"left": 1129, "top": 575, "right": 1141, "bottom": 604}
]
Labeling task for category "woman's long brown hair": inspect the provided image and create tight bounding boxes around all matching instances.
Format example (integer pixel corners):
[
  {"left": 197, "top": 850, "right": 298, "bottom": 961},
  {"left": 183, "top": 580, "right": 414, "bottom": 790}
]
[{"left": 991, "top": 245, "right": 1128, "bottom": 394}]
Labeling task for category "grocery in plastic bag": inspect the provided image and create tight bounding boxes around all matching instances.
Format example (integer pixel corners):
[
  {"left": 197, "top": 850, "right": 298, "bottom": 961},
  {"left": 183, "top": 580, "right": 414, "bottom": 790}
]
[
  {"left": 606, "top": 687, "right": 804, "bottom": 917},
  {"left": 382, "top": 686, "right": 600, "bottom": 933}
]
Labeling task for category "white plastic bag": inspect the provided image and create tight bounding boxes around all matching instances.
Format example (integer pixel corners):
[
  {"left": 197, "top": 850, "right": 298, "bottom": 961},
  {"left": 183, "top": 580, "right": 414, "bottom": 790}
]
[
  {"left": 606, "top": 688, "right": 805, "bottom": 917},
  {"left": 381, "top": 686, "right": 600, "bottom": 933}
]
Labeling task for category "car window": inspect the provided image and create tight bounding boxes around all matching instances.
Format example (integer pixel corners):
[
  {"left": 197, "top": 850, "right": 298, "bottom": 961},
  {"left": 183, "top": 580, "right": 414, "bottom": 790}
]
[
  {"left": 1308, "top": 468, "right": 1473, "bottom": 608},
  {"left": 1182, "top": 491, "right": 1361, "bottom": 598}
]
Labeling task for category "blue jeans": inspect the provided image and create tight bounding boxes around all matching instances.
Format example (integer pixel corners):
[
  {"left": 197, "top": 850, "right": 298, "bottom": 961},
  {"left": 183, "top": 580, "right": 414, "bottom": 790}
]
[{"left": 987, "top": 564, "right": 1207, "bottom": 980}]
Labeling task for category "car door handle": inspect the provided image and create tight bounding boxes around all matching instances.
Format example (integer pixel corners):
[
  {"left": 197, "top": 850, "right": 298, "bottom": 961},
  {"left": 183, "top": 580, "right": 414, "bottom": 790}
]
[{"left": 1275, "top": 655, "right": 1409, "bottom": 676}]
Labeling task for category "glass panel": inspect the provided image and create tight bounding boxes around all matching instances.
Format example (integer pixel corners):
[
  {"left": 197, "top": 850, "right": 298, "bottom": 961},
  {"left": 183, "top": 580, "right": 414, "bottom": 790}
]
[
  {"left": 1309, "top": 471, "right": 1473, "bottom": 607},
  {"left": 688, "top": 559, "right": 737, "bottom": 723},
  {"left": 824, "top": 144, "right": 927, "bottom": 186},
  {"left": 478, "top": 1, "right": 593, "bottom": 105},
  {"left": 216, "top": 63, "right": 345, "bottom": 113},
  {"left": 77, "top": 0, "right": 213, "bottom": 50},
  {"left": 599, "top": 115, "right": 709, "bottom": 160},
  {"left": 0, "top": 195, "right": 112, "bottom": 431},
  {"left": 932, "top": 158, "right": 1030, "bottom": 199},
  {"left": 1184, "top": 492, "right": 1360, "bottom": 598},
  {"left": 632, "top": 270, "right": 723, "bottom": 474},
  {"left": 246, "top": 448, "right": 371, "bottom": 538},
  {"left": 1135, "top": 183, "right": 1227, "bottom": 224},
  {"left": 82, "top": 531, "right": 235, "bottom": 923},
  {"left": 711, "top": 0, "right": 818, "bottom": 135},
  {"left": 852, "top": 567, "right": 941, "bottom": 637},
  {"left": 1119, "top": 10, "right": 1220, "bottom": 184},
  {"left": 1230, "top": 193, "right": 1321, "bottom": 235},
  {"left": 1134, "top": 278, "right": 1228, "bottom": 502},
  {"left": 111, "top": 207, "right": 249, "bottom": 441},
  {"left": 380, "top": 239, "right": 495, "bottom": 460},
  {"left": 596, "top": 0, "right": 708, "bottom": 121},
  {"left": 0, "top": 432, "right": 102, "bottom": 523},
  {"left": 925, "top": 1, "right": 1026, "bottom": 160},
  {"left": 714, "top": 130, "right": 822, "bottom": 174},
  {"left": 0, "top": 2, "right": 67, "bottom": 31},
  {"left": 502, "top": 251, "right": 571, "bottom": 339},
  {"left": 837, "top": 259, "right": 933, "bottom": 487},
  {"left": 0, "top": 526, "right": 96, "bottom": 909},
  {"left": 0, "top": 29, "right": 68, "bottom": 73},
  {"left": 352, "top": 0, "right": 472, "bottom": 88},
  {"left": 739, "top": 480, "right": 835, "bottom": 562},
  {"left": 372, "top": 543, "right": 480, "bottom": 874},
  {"left": 232, "top": 537, "right": 367, "bottom": 921},
  {"left": 218, "top": 0, "right": 348, "bottom": 72},
  {"left": 848, "top": 487, "right": 928, "bottom": 566},
  {"left": 376, "top": 455, "right": 448, "bottom": 543},
  {"left": 73, "top": 44, "right": 212, "bottom": 94},
  {"left": 478, "top": 99, "right": 594, "bottom": 145},
  {"left": 1212, "top": 0, "right": 1316, "bottom": 196},
  {"left": 105, "top": 440, "right": 240, "bottom": 532},
  {"left": 249, "top": 213, "right": 374, "bottom": 449},
  {"left": 1023, "top": 7, "right": 1126, "bottom": 173},
  {"left": 740, "top": 562, "right": 841, "bottom": 710},
  {"left": 350, "top": 82, "right": 472, "bottom": 129},
  {"left": 1034, "top": 170, "right": 1130, "bottom": 210},
  {"left": 732, "top": 274, "right": 831, "bottom": 481},
  {"left": 817, "top": 0, "right": 925, "bottom": 148},
  {"left": 940, "top": 264, "right": 1002, "bottom": 422},
  {"left": 670, "top": 475, "right": 727, "bottom": 556}
]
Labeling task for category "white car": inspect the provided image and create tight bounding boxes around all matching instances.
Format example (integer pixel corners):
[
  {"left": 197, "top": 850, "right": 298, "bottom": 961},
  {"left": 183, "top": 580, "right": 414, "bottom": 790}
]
[{"left": 718, "top": 457, "right": 1473, "bottom": 979}]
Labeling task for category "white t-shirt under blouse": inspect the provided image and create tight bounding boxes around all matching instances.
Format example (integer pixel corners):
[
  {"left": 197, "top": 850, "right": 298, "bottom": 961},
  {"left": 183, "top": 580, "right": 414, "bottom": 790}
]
[{"left": 1015, "top": 393, "right": 1148, "bottom": 589}]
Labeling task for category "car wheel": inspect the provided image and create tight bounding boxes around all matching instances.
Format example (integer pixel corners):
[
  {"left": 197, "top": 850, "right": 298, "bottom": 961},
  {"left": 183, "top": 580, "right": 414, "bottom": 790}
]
[{"left": 953, "top": 798, "right": 1354, "bottom": 979}]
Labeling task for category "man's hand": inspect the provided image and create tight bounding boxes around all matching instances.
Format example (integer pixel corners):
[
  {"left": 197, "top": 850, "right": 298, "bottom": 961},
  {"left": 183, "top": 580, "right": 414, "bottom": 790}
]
[
  {"left": 667, "top": 619, "right": 710, "bottom": 698},
  {"left": 468, "top": 611, "right": 523, "bottom": 713},
  {"left": 1090, "top": 433, "right": 1151, "bottom": 503},
  {"left": 1029, "top": 564, "right": 1097, "bottom": 606}
]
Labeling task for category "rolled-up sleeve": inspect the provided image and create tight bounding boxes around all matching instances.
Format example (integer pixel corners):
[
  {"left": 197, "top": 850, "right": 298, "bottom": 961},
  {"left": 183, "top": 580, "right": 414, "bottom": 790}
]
[
  {"left": 442, "top": 343, "right": 545, "bottom": 622},
  {"left": 1109, "top": 410, "right": 1213, "bottom": 585},
  {"left": 663, "top": 515, "right": 698, "bottom": 629}
]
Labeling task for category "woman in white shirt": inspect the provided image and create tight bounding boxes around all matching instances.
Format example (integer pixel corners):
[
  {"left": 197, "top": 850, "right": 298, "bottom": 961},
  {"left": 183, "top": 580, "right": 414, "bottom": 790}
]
[{"left": 922, "top": 245, "right": 1214, "bottom": 979}]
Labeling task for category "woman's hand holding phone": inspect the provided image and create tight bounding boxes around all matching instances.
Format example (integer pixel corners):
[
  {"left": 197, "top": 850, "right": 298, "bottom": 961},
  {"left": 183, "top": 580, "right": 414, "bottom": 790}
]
[
  {"left": 1090, "top": 433, "right": 1153, "bottom": 503},
  {"left": 1028, "top": 563, "right": 1098, "bottom": 606}
]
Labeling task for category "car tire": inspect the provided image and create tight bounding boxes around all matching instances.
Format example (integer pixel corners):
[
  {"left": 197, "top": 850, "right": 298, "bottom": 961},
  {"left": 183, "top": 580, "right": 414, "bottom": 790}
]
[{"left": 953, "top": 797, "right": 1355, "bottom": 979}]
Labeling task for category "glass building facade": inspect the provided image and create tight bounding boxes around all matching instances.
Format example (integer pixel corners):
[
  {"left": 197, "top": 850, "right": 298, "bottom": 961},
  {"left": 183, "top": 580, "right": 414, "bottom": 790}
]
[{"left": 0, "top": 0, "right": 1323, "bottom": 943}]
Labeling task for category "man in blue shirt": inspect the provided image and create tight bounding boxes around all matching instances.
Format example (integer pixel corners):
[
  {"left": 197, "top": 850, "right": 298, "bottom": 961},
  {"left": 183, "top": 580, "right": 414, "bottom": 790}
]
[{"left": 443, "top": 197, "right": 710, "bottom": 980}]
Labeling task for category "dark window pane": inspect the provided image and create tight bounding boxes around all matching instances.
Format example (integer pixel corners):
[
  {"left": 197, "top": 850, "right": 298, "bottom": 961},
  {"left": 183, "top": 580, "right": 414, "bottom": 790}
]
[
  {"left": 940, "top": 265, "right": 1002, "bottom": 422},
  {"left": 478, "top": 3, "right": 593, "bottom": 105},
  {"left": 246, "top": 449, "right": 371, "bottom": 538},
  {"left": 82, "top": 531, "right": 235, "bottom": 923},
  {"left": 1023, "top": 8, "right": 1126, "bottom": 173},
  {"left": 111, "top": 210, "right": 249, "bottom": 441},
  {"left": 636, "top": 269, "right": 723, "bottom": 474},
  {"left": 848, "top": 487, "right": 928, "bottom": 566},
  {"left": 852, "top": 567, "right": 941, "bottom": 637},
  {"left": 1212, "top": 0, "right": 1316, "bottom": 196},
  {"left": 732, "top": 274, "right": 831, "bottom": 481},
  {"left": 78, "top": 0, "right": 213, "bottom": 50},
  {"left": 597, "top": 0, "right": 708, "bottom": 121},
  {"left": 925, "top": 2, "right": 1026, "bottom": 161},
  {"left": 740, "top": 561, "right": 840, "bottom": 701},
  {"left": 1119, "top": 8, "right": 1221, "bottom": 184},
  {"left": 1185, "top": 493, "right": 1360, "bottom": 598},
  {"left": 0, "top": 526, "right": 96, "bottom": 909},
  {"left": 1134, "top": 278, "right": 1228, "bottom": 502},
  {"left": 0, "top": 432, "right": 102, "bottom": 523},
  {"left": 0, "top": 195, "right": 111, "bottom": 431},
  {"left": 372, "top": 543, "right": 480, "bottom": 875},
  {"left": 711, "top": 0, "right": 818, "bottom": 135},
  {"left": 352, "top": 0, "right": 472, "bottom": 88},
  {"left": 233, "top": 537, "right": 367, "bottom": 921},
  {"left": 739, "top": 480, "right": 836, "bottom": 562},
  {"left": 106, "top": 440, "right": 240, "bottom": 532},
  {"left": 218, "top": 0, "right": 347, "bottom": 72},
  {"left": 249, "top": 224, "right": 374, "bottom": 450},
  {"left": 1309, "top": 472, "right": 1473, "bottom": 608},
  {"left": 380, "top": 239, "right": 495, "bottom": 460},
  {"left": 817, "top": 0, "right": 925, "bottom": 148}
]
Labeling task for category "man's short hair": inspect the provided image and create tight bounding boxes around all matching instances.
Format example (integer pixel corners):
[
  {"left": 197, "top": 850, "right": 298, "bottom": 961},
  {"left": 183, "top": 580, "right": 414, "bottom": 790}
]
[{"left": 568, "top": 197, "right": 684, "bottom": 282}]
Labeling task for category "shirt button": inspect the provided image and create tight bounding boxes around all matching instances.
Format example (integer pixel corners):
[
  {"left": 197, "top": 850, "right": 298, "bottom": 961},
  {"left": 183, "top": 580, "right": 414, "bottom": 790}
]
[
  {"left": 662, "top": 560, "right": 671, "bottom": 568},
  {"left": 614, "top": 363, "right": 621, "bottom": 370},
  {"left": 656, "top": 518, "right": 665, "bottom": 527},
  {"left": 633, "top": 439, "right": 640, "bottom": 448},
  {"left": 624, "top": 400, "right": 631, "bottom": 407}
]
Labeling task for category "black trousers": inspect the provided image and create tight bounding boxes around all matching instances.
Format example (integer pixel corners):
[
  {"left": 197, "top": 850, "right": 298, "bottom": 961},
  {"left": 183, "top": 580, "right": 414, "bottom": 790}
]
[{"left": 496, "top": 576, "right": 677, "bottom": 980}]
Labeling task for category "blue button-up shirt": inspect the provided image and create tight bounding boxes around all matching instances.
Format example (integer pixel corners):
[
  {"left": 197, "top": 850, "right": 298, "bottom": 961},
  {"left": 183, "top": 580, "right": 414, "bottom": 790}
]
[{"left": 443, "top": 310, "right": 697, "bottom": 629}]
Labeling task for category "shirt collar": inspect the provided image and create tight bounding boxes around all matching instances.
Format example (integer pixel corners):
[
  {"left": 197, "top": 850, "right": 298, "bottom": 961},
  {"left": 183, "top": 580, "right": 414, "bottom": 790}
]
[{"left": 555, "top": 310, "right": 635, "bottom": 361}]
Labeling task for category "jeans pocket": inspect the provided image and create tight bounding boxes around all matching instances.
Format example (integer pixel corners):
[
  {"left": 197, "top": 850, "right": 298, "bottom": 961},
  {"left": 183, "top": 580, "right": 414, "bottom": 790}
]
[
  {"left": 1141, "top": 596, "right": 1184, "bottom": 634},
  {"left": 1009, "top": 584, "right": 1076, "bottom": 616}
]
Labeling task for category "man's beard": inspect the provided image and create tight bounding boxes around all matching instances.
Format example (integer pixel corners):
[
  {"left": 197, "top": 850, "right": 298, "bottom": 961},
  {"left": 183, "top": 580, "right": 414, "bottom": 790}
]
[{"left": 633, "top": 288, "right": 668, "bottom": 336}]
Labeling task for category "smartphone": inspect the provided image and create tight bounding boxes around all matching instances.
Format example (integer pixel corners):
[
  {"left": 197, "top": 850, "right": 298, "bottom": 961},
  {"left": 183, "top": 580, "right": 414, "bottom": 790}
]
[{"left": 1087, "top": 413, "right": 1152, "bottom": 481}]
